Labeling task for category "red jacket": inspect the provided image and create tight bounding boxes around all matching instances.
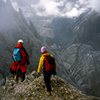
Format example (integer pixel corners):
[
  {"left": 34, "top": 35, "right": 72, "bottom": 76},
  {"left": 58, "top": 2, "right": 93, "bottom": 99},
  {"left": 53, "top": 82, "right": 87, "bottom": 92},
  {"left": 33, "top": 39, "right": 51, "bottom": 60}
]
[
  {"left": 11, "top": 43, "right": 29, "bottom": 73},
  {"left": 15, "top": 43, "right": 29, "bottom": 65}
]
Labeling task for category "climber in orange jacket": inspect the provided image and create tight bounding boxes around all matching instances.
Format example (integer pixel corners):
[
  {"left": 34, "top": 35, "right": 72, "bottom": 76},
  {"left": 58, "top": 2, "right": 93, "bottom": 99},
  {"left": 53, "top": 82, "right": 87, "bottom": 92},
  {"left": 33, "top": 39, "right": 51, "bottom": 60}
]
[{"left": 37, "top": 46, "right": 56, "bottom": 95}]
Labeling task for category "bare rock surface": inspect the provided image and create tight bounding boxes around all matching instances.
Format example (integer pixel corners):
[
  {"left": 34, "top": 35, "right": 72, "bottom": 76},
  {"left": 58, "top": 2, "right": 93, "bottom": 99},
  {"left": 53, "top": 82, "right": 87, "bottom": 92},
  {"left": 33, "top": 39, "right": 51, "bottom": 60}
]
[{"left": 0, "top": 71, "right": 99, "bottom": 100}]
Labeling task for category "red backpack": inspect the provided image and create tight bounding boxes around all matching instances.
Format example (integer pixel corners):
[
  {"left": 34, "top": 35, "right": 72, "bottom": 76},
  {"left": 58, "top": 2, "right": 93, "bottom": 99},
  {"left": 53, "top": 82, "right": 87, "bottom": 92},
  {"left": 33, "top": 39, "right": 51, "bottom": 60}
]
[{"left": 43, "top": 54, "right": 56, "bottom": 73}]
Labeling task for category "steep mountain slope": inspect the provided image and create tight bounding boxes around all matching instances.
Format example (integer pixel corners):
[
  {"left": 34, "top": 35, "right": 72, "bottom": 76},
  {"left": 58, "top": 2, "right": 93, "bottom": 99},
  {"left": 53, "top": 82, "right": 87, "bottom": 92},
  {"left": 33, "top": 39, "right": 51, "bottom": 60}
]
[
  {"left": 1, "top": 0, "right": 100, "bottom": 98},
  {"left": 46, "top": 10, "right": 100, "bottom": 97},
  {"left": 0, "top": 71, "right": 99, "bottom": 100},
  {"left": 74, "top": 11, "right": 100, "bottom": 50},
  {"left": 58, "top": 11, "right": 100, "bottom": 97},
  {"left": 27, "top": 9, "right": 100, "bottom": 97},
  {"left": 31, "top": 9, "right": 100, "bottom": 50},
  {"left": 51, "top": 17, "right": 74, "bottom": 47},
  {"left": 60, "top": 43, "right": 100, "bottom": 97},
  {"left": 0, "top": 0, "right": 42, "bottom": 73}
]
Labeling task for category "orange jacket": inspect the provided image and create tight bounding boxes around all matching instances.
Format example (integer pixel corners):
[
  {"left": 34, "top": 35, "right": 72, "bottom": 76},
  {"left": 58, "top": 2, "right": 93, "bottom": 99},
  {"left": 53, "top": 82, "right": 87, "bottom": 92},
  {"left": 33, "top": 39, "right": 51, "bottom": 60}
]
[
  {"left": 37, "top": 52, "right": 48, "bottom": 73},
  {"left": 37, "top": 52, "right": 54, "bottom": 73}
]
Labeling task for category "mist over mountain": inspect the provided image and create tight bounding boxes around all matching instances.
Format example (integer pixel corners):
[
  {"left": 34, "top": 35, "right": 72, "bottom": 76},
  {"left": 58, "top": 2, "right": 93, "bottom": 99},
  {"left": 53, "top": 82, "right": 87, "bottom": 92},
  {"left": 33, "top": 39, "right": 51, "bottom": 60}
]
[
  {"left": 50, "top": 10, "right": 100, "bottom": 97},
  {"left": 10, "top": 0, "right": 100, "bottom": 18},
  {"left": 29, "top": 8, "right": 100, "bottom": 97},
  {"left": 0, "top": 0, "right": 42, "bottom": 73},
  {"left": 0, "top": 0, "right": 100, "bottom": 98}
]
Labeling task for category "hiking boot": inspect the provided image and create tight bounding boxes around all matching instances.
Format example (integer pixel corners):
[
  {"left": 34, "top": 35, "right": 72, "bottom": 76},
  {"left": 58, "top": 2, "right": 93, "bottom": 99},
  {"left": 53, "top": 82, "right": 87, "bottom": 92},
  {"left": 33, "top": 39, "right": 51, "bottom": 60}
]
[
  {"left": 47, "top": 91, "right": 52, "bottom": 96},
  {"left": 14, "top": 76, "right": 18, "bottom": 83},
  {"left": 13, "top": 75, "right": 16, "bottom": 80},
  {"left": 21, "top": 79, "right": 25, "bottom": 82}
]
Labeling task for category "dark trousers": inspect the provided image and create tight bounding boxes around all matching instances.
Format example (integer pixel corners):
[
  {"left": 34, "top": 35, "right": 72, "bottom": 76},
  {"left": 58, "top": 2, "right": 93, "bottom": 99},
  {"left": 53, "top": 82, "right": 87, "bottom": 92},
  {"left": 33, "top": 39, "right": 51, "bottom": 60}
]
[
  {"left": 10, "top": 69, "right": 16, "bottom": 78},
  {"left": 16, "top": 69, "right": 25, "bottom": 82},
  {"left": 43, "top": 73, "right": 52, "bottom": 92},
  {"left": 10, "top": 69, "right": 16, "bottom": 75}
]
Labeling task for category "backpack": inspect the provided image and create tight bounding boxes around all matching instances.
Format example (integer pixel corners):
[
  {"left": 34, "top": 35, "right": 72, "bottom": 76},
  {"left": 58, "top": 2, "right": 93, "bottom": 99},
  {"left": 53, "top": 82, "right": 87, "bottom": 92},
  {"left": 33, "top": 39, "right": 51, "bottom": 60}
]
[
  {"left": 43, "top": 54, "right": 56, "bottom": 73},
  {"left": 13, "top": 48, "right": 22, "bottom": 62}
]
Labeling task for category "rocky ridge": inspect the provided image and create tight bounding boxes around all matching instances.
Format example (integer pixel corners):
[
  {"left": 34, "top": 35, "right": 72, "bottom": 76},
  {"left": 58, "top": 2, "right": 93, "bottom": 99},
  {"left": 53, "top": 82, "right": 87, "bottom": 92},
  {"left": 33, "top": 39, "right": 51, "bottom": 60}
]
[{"left": 0, "top": 71, "right": 99, "bottom": 100}]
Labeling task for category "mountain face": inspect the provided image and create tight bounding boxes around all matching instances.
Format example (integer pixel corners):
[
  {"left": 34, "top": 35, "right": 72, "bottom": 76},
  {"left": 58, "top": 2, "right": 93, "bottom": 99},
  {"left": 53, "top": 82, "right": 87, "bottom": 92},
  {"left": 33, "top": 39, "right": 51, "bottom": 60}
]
[
  {"left": 30, "top": 16, "right": 54, "bottom": 38},
  {"left": 1, "top": 0, "right": 100, "bottom": 98},
  {"left": 60, "top": 44, "right": 100, "bottom": 96},
  {"left": 28, "top": 9, "right": 100, "bottom": 97},
  {"left": 51, "top": 17, "right": 74, "bottom": 47},
  {"left": 74, "top": 11, "right": 100, "bottom": 50},
  {"left": 53, "top": 11, "right": 100, "bottom": 97}
]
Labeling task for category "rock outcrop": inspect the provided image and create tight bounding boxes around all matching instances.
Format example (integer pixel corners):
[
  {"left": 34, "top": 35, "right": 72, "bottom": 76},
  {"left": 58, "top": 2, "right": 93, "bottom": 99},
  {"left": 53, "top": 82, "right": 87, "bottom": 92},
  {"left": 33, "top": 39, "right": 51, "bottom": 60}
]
[{"left": 0, "top": 71, "right": 99, "bottom": 100}]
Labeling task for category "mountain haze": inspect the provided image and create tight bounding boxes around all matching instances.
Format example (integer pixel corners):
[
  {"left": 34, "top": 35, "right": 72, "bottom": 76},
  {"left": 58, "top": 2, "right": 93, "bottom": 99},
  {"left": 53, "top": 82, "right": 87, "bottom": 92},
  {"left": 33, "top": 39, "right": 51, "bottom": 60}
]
[
  {"left": 0, "top": 0, "right": 100, "bottom": 98},
  {"left": 28, "top": 9, "right": 100, "bottom": 97},
  {"left": 0, "top": 0, "right": 42, "bottom": 73}
]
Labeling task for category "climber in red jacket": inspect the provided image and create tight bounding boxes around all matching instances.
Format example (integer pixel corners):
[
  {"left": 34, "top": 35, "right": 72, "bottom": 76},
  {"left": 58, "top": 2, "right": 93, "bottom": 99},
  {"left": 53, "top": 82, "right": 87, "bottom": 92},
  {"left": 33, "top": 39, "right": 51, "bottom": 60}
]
[{"left": 10, "top": 39, "right": 29, "bottom": 82}]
